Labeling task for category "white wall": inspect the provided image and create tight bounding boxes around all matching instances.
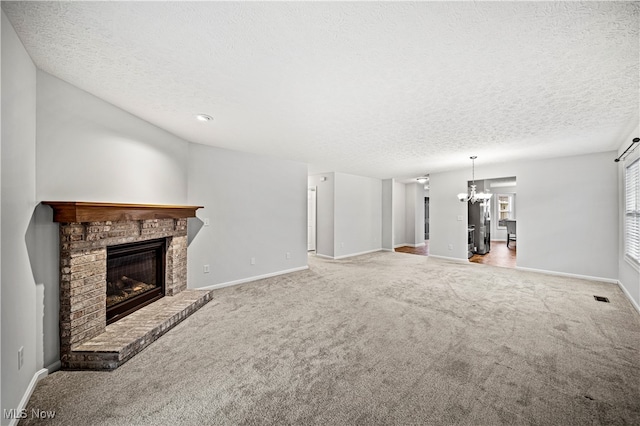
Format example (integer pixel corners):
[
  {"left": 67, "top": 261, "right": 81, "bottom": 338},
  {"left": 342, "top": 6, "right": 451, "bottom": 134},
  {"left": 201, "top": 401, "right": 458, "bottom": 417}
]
[
  {"left": 309, "top": 173, "right": 335, "bottom": 258},
  {"left": 393, "top": 180, "right": 406, "bottom": 246},
  {"left": 1, "top": 12, "right": 38, "bottom": 422},
  {"left": 617, "top": 125, "right": 640, "bottom": 310},
  {"left": 381, "top": 179, "right": 394, "bottom": 250},
  {"left": 309, "top": 172, "right": 382, "bottom": 259},
  {"left": 1, "top": 13, "right": 3, "bottom": 416},
  {"left": 404, "top": 183, "right": 425, "bottom": 247},
  {"left": 188, "top": 144, "right": 307, "bottom": 286},
  {"left": 430, "top": 151, "right": 619, "bottom": 281},
  {"left": 36, "top": 71, "right": 188, "bottom": 204},
  {"left": 334, "top": 172, "right": 382, "bottom": 258}
]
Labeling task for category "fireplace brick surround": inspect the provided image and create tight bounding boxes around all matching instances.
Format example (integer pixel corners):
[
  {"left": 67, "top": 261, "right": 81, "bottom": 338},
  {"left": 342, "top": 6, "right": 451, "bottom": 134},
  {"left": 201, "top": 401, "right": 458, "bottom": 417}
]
[{"left": 43, "top": 202, "right": 210, "bottom": 369}]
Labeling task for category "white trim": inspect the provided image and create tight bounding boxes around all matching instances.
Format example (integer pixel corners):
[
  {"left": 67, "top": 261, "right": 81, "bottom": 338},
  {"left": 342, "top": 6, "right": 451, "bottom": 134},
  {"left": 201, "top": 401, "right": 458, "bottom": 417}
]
[
  {"left": 515, "top": 266, "right": 618, "bottom": 284},
  {"left": 8, "top": 368, "right": 49, "bottom": 426},
  {"left": 333, "top": 249, "right": 382, "bottom": 260},
  {"left": 381, "top": 248, "right": 394, "bottom": 252},
  {"left": 314, "top": 253, "right": 334, "bottom": 259},
  {"left": 313, "top": 249, "right": 383, "bottom": 260},
  {"left": 617, "top": 280, "right": 640, "bottom": 314},
  {"left": 427, "top": 255, "right": 469, "bottom": 263},
  {"left": 197, "top": 266, "right": 309, "bottom": 291},
  {"left": 46, "top": 360, "right": 61, "bottom": 374},
  {"left": 624, "top": 255, "right": 640, "bottom": 273},
  {"left": 393, "top": 243, "right": 407, "bottom": 248}
]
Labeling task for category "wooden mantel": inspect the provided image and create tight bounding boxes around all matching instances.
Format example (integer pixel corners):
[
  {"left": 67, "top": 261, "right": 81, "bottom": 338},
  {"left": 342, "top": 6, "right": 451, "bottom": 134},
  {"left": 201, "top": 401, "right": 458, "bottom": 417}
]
[{"left": 42, "top": 202, "right": 203, "bottom": 223}]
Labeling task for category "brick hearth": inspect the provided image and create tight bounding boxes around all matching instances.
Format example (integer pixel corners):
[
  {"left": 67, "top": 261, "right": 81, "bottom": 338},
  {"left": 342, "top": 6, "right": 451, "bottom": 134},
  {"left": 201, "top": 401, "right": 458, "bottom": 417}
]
[{"left": 68, "top": 289, "right": 213, "bottom": 369}]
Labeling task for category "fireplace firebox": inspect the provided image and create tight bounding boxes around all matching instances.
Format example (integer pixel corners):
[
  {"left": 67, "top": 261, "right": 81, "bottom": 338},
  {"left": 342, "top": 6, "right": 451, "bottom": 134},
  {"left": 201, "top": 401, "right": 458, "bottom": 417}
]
[{"left": 106, "top": 239, "right": 166, "bottom": 324}]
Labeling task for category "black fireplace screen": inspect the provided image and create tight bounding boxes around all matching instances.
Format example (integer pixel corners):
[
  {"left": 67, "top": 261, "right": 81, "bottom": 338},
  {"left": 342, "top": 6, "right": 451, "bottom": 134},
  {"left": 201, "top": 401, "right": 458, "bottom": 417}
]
[{"left": 106, "top": 239, "right": 166, "bottom": 324}]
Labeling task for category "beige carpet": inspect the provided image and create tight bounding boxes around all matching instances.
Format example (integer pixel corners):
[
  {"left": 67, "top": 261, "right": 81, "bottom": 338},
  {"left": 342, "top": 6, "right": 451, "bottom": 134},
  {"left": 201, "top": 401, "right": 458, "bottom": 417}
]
[{"left": 22, "top": 252, "right": 640, "bottom": 425}]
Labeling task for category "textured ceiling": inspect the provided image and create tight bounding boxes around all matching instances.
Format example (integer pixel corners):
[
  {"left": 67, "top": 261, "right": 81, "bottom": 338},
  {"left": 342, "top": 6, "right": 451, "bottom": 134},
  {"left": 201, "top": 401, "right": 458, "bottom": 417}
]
[{"left": 3, "top": 1, "right": 639, "bottom": 179}]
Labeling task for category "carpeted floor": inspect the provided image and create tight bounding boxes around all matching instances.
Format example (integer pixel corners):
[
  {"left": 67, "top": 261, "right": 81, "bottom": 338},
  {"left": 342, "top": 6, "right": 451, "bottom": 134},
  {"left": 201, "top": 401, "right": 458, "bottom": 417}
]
[{"left": 22, "top": 252, "right": 640, "bottom": 425}]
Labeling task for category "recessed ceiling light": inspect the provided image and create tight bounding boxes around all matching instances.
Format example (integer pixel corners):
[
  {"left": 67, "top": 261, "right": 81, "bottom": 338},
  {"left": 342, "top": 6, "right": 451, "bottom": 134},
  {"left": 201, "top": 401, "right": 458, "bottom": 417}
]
[{"left": 196, "top": 114, "right": 213, "bottom": 122}]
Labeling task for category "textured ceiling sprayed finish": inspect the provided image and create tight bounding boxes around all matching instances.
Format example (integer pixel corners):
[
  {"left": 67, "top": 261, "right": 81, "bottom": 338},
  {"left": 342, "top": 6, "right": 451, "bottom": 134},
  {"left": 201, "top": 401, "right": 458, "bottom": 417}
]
[{"left": 3, "top": 2, "right": 639, "bottom": 178}]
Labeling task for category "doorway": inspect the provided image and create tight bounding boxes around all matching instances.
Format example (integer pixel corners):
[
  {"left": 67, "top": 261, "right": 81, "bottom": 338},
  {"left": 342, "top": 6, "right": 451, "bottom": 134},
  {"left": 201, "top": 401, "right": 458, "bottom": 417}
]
[
  {"left": 467, "top": 176, "right": 517, "bottom": 268},
  {"left": 308, "top": 187, "right": 317, "bottom": 251},
  {"left": 424, "top": 197, "right": 430, "bottom": 240}
]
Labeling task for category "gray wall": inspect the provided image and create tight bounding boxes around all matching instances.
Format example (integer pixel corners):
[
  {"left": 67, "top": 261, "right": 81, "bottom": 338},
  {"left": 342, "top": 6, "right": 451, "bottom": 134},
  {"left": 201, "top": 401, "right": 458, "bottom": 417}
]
[
  {"left": 334, "top": 172, "right": 382, "bottom": 258},
  {"left": 36, "top": 72, "right": 189, "bottom": 204},
  {"left": 310, "top": 172, "right": 382, "bottom": 258},
  {"left": 430, "top": 151, "right": 619, "bottom": 281},
  {"left": 393, "top": 180, "right": 406, "bottom": 246},
  {"left": 309, "top": 173, "right": 335, "bottom": 258},
  {"left": 381, "top": 179, "right": 394, "bottom": 250},
  {"left": 404, "top": 183, "right": 425, "bottom": 247},
  {"left": 1, "top": 12, "right": 38, "bottom": 421},
  {"left": 187, "top": 144, "right": 307, "bottom": 286}
]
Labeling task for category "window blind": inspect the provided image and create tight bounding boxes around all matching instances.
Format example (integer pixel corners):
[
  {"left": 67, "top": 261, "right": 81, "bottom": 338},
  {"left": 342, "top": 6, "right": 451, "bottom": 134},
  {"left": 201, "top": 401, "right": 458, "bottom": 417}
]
[{"left": 626, "top": 158, "right": 640, "bottom": 263}]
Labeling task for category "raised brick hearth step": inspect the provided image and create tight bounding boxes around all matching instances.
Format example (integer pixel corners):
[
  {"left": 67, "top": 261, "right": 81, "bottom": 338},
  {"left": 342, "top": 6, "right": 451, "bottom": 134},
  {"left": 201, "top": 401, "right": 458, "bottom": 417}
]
[{"left": 68, "top": 289, "right": 214, "bottom": 370}]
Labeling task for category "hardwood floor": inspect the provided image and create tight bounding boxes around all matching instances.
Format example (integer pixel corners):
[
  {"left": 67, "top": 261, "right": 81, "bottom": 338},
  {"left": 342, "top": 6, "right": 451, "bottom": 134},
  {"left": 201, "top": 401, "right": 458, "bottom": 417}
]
[
  {"left": 469, "top": 240, "right": 516, "bottom": 268},
  {"left": 395, "top": 240, "right": 516, "bottom": 269},
  {"left": 395, "top": 241, "right": 429, "bottom": 256}
]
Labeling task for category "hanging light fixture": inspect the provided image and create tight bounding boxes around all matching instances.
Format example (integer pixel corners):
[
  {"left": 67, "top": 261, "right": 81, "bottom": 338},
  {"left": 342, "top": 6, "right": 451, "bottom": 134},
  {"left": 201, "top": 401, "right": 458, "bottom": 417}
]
[{"left": 457, "top": 156, "right": 492, "bottom": 203}]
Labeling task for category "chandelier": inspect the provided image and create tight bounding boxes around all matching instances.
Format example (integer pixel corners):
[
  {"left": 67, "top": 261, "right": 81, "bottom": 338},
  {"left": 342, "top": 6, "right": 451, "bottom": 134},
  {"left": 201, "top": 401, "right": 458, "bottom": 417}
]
[{"left": 457, "top": 156, "right": 492, "bottom": 203}]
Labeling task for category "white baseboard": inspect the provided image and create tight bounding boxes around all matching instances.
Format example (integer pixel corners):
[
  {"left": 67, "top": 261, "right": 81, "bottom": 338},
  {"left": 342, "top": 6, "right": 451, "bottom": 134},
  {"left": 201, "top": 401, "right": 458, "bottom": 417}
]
[
  {"left": 333, "top": 249, "right": 382, "bottom": 260},
  {"left": 8, "top": 368, "right": 49, "bottom": 426},
  {"left": 198, "top": 266, "right": 309, "bottom": 291},
  {"left": 313, "top": 249, "right": 383, "bottom": 260},
  {"left": 515, "top": 266, "right": 618, "bottom": 284},
  {"left": 617, "top": 280, "right": 640, "bottom": 314},
  {"left": 427, "top": 255, "right": 469, "bottom": 263},
  {"left": 381, "top": 248, "right": 394, "bottom": 252},
  {"left": 314, "top": 253, "right": 334, "bottom": 259}
]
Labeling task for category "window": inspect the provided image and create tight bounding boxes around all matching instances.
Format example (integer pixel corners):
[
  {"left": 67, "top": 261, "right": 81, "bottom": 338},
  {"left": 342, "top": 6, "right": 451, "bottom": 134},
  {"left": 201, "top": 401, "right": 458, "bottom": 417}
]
[
  {"left": 496, "top": 194, "right": 515, "bottom": 228},
  {"left": 626, "top": 158, "right": 640, "bottom": 264}
]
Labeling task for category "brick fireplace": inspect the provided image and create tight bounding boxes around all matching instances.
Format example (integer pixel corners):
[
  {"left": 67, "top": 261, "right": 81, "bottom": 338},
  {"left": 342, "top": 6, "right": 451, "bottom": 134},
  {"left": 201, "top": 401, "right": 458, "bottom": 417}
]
[{"left": 43, "top": 202, "right": 212, "bottom": 369}]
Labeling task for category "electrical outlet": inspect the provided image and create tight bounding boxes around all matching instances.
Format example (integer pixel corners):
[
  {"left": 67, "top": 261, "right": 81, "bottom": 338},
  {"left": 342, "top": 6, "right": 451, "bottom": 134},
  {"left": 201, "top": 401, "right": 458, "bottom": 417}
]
[
  {"left": 340, "top": 242, "right": 345, "bottom": 248},
  {"left": 286, "top": 252, "right": 291, "bottom": 259},
  {"left": 203, "top": 264, "right": 210, "bottom": 273},
  {"left": 250, "top": 257, "right": 256, "bottom": 265},
  {"left": 457, "top": 215, "right": 463, "bottom": 221},
  {"left": 18, "top": 346, "right": 24, "bottom": 370},
  {"left": 448, "top": 244, "right": 453, "bottom": 250},
  {"left": 203, "top": 218, "right": 210, "bottom": 227}
]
